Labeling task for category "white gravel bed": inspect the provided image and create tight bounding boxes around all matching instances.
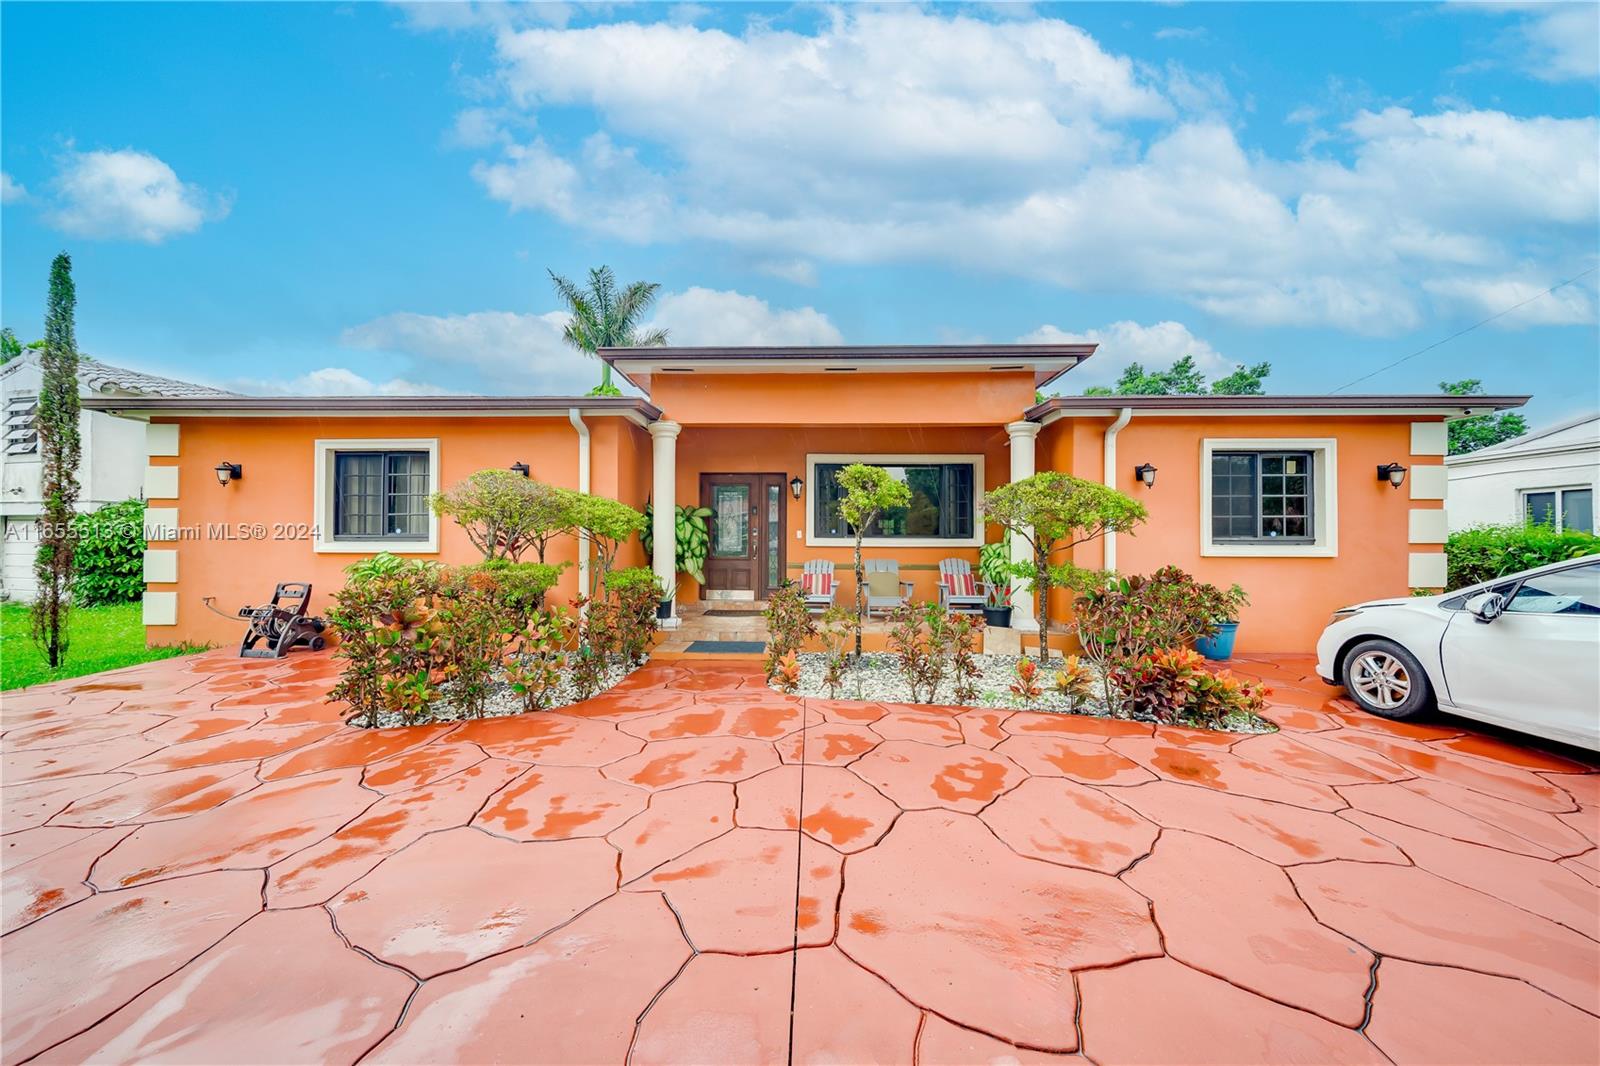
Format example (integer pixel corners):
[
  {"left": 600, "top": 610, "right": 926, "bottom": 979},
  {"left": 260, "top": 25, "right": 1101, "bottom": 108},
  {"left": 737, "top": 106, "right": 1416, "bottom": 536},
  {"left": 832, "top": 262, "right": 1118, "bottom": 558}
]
[
  {"left": 369, "top": 656, "right": 637, "bottom": 728},
  {"left": 778, "top": 651, "right": 1275, "bottom": 733}
]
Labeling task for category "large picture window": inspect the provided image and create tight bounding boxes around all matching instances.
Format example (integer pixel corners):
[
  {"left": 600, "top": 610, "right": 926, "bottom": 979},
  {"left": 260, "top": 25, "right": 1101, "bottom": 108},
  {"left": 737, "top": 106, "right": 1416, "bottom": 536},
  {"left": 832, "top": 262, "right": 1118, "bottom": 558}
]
[
  {"left": 334, "top": 451, "right": 430, "bottom": 540},
  {"left": 1211, "top": 451, "right": 1314, "bottom": 541},
  {"left": 812, "top": 459, "right": 976, "bottom": 541}
]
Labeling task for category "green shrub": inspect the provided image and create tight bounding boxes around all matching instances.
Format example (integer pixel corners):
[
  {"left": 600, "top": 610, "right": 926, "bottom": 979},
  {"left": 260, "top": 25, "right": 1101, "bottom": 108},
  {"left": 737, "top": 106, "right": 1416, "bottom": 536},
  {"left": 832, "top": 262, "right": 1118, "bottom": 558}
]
[
  {"left": 462, "top": 558, "right": 567, "bottom": 616},
  {"left": 70, "top": 498, "right": 146, "bottom": 606},
  {"left": 604, "top": 566, "right": 662, "bottom": 666},
  {"left": 763, "top": 581, "right": 814, "bottom": 680},
  {"left": 1445, "top": 524, "right": 1600, "bottom": 590}
]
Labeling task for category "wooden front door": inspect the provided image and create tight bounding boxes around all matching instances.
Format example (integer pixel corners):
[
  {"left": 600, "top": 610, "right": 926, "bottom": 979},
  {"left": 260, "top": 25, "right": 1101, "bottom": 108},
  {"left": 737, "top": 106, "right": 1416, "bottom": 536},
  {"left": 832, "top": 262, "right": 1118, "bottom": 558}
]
[{"left": 700, "top": 473, "right": 787, "bottom": 599}]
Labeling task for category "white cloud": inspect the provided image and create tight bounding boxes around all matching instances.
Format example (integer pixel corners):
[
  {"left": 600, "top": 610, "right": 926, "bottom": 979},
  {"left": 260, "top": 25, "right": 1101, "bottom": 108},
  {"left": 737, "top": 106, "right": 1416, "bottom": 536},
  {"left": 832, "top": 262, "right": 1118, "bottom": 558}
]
[
  {"left": 237, "top": 367, "right": 452, "bottom": 396},
  {"left": 1462, "top": 3, "right": 1600, "bottom": 82},
  {"left": 340, "top": 309, "right": 597, "bottom": 392},
  {"left": 1423, "top": 274, "right": 1597, "bottom": 328},
  {"left": 48, "top": 149, "right": 228, "bottom": 242},
  {"left": 1154, "top": 26, "right": 1208, "bottom": 41},
  {"left": 1020, "top": 320, "right": 1231, "bottom": 390},
  {"left": 438, "top": 8, "right": 1598, "bottom": 335},
  {"left": 649, "top": 288, "right": 842, "bottom": 346},
  {"left": 0, "top": 172, "right": 25, "bottom": 203},
  {"left": 753, "top": 258, "right": 818, "bottom": 286}
]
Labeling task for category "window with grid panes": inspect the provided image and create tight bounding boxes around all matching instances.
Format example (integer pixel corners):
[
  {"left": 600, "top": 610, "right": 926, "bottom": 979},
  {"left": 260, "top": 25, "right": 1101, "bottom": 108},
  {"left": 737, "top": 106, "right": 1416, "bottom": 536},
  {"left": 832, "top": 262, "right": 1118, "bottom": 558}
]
[
  {"left": 333, "top": 451, "right": 430, "bottom": 540},
  {"left": 1210, "top": 451, "right": 1313, "bottom": 541}
]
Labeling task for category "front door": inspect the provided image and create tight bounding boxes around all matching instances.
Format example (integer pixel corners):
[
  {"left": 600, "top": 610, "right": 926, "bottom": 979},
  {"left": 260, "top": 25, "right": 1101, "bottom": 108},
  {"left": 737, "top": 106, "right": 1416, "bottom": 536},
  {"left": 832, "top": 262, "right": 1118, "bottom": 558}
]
[{"left": 700, "top": 473, "right": 787, "bottom": 600}]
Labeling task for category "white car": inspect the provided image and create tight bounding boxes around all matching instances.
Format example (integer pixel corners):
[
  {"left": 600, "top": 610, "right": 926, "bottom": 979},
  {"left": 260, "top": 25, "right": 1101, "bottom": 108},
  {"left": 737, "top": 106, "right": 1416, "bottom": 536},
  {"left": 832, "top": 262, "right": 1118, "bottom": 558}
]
[{"left": 1316, "top": 554, "right": 1600, "bottom": 751}]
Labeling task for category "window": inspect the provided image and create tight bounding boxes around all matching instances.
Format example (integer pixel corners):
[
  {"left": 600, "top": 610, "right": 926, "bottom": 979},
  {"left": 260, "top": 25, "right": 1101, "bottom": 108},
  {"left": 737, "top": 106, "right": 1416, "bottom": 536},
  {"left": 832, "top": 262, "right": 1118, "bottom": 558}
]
[
  {"left": 314, "top": 438, "right": 439, "bottom": 553},
  {"left": 1524, "top": 488, "right": 1595, "bottom": 534},
  {"left": 334, "top": 451, "right": 429, "bottom": 540},
  {"left": 5, "top": 395, "right": 37, "bottom": 455},
  {"left": 1505, "top": 563, "right": 1600, "bottom": 616},
  {"left": 807, "top": 455, "right": 981, "bottom": 545},
  {"left": 1210, "top": 451, "right": 1314, "bottom": 541}
]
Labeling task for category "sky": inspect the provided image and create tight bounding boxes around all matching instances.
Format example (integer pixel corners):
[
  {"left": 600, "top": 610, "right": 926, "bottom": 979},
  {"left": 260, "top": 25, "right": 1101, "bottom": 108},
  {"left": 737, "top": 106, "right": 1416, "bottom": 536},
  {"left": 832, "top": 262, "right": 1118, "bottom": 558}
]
[{"left": 2, "top": 1, "right": 1597, "bottom": 425}]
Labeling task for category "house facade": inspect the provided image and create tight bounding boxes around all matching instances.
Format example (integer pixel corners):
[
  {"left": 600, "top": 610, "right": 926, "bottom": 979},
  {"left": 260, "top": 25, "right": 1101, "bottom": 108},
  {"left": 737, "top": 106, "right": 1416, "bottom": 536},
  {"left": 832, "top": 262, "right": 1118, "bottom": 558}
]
[
  {"left": 1445, "top": 413, "right": 1598, "bottom": 534},
  {"left": 83, "top": 344, "right": 1527, "bottom": 652},
  {"left": 0, "top": 352, "right": 232, "bottom": 601}
]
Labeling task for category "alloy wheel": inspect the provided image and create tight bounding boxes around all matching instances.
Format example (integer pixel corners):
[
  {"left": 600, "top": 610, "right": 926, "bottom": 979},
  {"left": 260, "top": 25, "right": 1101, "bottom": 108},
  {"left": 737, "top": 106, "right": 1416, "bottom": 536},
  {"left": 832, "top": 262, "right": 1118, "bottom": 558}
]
[{"left": 1350, "top": 649, "right": 1411, "bottom": 710}]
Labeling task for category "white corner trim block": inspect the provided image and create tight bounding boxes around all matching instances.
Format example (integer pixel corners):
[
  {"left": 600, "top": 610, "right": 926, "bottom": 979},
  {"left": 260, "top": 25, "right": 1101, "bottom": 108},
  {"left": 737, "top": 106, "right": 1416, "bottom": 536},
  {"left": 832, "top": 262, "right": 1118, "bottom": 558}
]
[
  {"left": 146, "top": 423, "right": 180, "bottom": 458},
  {"left": 1407, "top": 551, "right": 1447, "bottom": 589},
  {"left": 144, "top": 464, "right": 179, "bottom": 501},
  {"left": 143, "top": 548, "right": 178, "bottom": 584},
  {"left": 142, "top": 591, "right": 178, "bottom": 626},
  {"left": 1407, "top": 508, "right": 1448, "bottom": 545},
  {"left": 1408, "top": 464, "right": 1446, "bottom": 501}
]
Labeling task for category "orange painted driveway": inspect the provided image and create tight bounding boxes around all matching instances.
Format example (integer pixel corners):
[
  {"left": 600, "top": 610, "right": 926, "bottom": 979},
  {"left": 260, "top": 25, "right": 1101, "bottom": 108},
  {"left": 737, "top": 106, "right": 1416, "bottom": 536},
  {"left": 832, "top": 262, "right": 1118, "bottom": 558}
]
[{"left": 3, "top": 651, "right": 1597, "bottom": 1064}]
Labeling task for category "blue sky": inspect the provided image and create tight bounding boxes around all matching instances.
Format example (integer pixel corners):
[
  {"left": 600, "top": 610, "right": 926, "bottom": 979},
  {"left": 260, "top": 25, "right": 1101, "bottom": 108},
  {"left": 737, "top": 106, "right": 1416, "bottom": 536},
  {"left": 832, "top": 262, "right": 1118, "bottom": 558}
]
[{"left": 2, "top": 2, "right": 1596, "bottom": 424}]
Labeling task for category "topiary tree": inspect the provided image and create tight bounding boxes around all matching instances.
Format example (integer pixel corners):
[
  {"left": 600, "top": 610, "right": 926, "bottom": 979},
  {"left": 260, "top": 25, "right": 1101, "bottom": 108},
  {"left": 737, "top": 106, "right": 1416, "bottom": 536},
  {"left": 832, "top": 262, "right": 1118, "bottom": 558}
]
[
  {"left": 32, "top": 252, "right": 81, "bottom": 669},
  {"left": 568, "top": 493, "right": 647, "bottom": 595},
  {"left": 431, "top": 470, "right": 575, "bottom": 563},
  {"left": 982, "top": 472, "right": 1148, "bottom": 662},
  {"left": 834, "top": 463, "right": 912, "bottom": 658}
]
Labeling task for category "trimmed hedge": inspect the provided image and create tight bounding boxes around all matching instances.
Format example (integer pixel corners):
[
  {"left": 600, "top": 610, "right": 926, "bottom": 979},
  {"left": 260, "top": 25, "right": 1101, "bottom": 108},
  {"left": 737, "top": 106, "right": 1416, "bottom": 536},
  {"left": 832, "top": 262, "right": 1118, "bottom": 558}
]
[
  {"left": 1445, "top": 523, "right": 1600, "bottom": 591},
  {"left": 69, "top": 498, "right": 146, "bottom": 606}
]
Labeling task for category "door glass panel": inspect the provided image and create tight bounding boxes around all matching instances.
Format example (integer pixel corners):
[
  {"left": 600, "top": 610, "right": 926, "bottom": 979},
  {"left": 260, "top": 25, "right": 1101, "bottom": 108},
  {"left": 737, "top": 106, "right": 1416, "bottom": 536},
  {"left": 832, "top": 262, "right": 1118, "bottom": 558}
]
[
  {"left": 1561, "top": 489, "right": 1593, "bottom": 533},
  {"left": 766, "top": 484, "right": 781, "bottom": 588},
  {"left": 712, "top": 485, "right": 749, "bottom": 557}
]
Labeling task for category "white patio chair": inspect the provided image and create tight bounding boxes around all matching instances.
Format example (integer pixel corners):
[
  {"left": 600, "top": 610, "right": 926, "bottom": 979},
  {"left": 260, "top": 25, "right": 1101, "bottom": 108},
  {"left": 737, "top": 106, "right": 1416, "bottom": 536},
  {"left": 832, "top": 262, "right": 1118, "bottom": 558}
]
[
  {"left": 864, "top": 558, "right": 914, "bottom": 619},
  {"left": 938, "top": 557, "right": 988, "bottom": 614},
  {"left": 799, "top": 559, "right": 838, "bottom": 614}
]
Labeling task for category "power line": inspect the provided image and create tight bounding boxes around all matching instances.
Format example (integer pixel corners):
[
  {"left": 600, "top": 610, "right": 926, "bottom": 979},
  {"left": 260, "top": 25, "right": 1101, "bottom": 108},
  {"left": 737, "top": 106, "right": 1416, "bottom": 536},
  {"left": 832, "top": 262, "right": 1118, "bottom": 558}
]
[{"left": 1328, "top": 266, "right": 1597, "bottom": 394}]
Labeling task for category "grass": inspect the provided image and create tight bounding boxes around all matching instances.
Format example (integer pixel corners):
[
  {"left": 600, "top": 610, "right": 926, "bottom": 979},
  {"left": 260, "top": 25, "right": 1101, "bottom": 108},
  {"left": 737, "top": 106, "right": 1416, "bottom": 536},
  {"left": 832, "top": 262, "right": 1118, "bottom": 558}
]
[{"left": 1, "top": 601, "right": 207, "bottom": 691}]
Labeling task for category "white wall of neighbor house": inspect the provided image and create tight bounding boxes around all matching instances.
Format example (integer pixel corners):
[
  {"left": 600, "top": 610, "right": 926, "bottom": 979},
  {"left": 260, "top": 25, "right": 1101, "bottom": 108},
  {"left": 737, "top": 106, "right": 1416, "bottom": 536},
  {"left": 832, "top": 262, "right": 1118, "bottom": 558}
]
[{"left": 1444, "top": 417, "right": 1600, "bottom": 533}]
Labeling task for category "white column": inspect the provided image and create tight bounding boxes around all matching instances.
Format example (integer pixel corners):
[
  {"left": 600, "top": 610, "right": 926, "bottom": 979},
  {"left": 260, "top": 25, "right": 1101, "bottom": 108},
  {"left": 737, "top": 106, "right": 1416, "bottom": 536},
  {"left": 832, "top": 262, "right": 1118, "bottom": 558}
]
[
  {"left": 648, "top": 420, "right": 682, "bottom": 629},
  {"left": 1006, "top": 420, "right": 1041, "bottom": 633}
]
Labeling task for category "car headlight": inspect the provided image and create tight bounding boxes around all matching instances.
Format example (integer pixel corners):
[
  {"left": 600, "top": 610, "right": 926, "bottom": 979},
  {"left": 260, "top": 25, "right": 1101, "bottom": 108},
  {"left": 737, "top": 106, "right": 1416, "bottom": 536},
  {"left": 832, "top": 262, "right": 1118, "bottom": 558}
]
[{"left": 1329, "top": 607, "right": 1363, "bottom": 624}]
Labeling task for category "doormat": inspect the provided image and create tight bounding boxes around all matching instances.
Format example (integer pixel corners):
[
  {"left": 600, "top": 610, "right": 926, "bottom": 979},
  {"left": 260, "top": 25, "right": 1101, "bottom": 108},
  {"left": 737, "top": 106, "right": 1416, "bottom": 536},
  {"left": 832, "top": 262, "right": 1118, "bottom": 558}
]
[
  {"left": 684, "top": 640, "right": 767, "bottom": 654},
  {"left": 703, "top": 609, "right": 764, "bottom": 617}
]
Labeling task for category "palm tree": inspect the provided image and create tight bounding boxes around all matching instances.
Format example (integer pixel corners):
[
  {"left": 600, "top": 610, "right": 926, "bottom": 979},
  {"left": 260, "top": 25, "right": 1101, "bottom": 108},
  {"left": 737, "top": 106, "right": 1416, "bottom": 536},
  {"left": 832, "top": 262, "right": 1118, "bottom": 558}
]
[{"left": 548, "top": 267, "right": 669, "bottom": 396}]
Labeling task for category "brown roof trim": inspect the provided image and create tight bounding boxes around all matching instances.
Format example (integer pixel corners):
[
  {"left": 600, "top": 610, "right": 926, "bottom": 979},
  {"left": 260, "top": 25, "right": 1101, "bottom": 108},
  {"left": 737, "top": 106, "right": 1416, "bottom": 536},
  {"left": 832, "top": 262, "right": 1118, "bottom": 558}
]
[
  {"left": 599, "top": 343, "right": 1096, "bottom": 390},
  {"left": 81, "top": 395, "right": 663, "bottom": 420},
  {"left": 1025, "top": 394, "right": 1531, "bottom": 420}
]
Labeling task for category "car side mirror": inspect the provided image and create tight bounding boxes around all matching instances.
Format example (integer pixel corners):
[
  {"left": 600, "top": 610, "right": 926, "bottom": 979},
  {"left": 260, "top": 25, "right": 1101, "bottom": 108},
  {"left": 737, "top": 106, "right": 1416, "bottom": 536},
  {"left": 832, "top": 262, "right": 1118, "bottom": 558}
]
[{"left": 1465, "top": 592, "right": 1506, "bottom": 624}]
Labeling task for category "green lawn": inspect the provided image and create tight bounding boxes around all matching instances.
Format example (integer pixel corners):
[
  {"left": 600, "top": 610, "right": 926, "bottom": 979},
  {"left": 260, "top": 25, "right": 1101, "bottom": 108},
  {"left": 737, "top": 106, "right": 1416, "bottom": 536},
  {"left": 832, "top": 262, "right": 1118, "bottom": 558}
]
[{"left": 0, "top": 601, "right": 207, "bottom": 691}]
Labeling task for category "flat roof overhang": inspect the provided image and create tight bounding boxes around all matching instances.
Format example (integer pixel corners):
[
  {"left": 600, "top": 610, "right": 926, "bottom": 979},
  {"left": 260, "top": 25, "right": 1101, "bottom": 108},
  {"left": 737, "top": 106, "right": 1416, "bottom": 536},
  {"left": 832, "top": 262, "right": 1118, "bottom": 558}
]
[
  {"left": 1025, "top": 394, "right": 1531, "bottom": 423},
  {"left": 80, "top": 395, "right": 663, "bottom": 426},
  {"left": 598, "top": 343, "right": 1096, "bottom": 394}
]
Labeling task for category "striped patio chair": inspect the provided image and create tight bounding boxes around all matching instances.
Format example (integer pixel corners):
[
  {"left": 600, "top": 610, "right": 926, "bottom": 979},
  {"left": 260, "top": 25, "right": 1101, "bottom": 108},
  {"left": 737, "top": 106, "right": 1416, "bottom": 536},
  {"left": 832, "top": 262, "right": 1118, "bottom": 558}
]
[
  {"left": 938, "top": 557, "right": 987, "bottom": 614},
  {"left": 799, "top": 560, "right": 838, "bottom": 614}
]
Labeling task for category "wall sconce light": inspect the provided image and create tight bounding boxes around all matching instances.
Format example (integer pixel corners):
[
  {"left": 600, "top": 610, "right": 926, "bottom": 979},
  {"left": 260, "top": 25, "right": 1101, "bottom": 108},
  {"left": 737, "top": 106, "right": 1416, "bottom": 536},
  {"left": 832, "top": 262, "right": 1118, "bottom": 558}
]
[
  {"left": 1377, "top": 462, "right": 1408, "bottom": 489},
  {"left": 509, "top": 461, "right": 530, "bottom": 478},
  {"left": 213, "top": 462, "right": 242, "bottom": 487},
  {"left": 789, "top": 476, "right": 804, "bottom": 499},
  {"left": 1134, "top": 462, "right": 1158, "bottom": 488}
]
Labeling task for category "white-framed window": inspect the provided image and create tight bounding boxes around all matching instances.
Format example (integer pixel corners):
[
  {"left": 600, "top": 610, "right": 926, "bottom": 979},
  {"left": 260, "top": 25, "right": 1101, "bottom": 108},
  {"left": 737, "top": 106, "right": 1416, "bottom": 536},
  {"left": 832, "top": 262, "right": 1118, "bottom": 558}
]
[
  {"left": 1523, "top": 486, "right": 1595, "bottom": 534},
  {"left": 1201, "top": 438, "right": 1337, "bottom": 558},
  {"left": 313, "top": 438, "right": 440, "bottom": 554},
  {"left": 805, "top": 453, "right": 984, "bottom": 548},
  {"left": 5, "top": 394, "right": 38, "bottom": 455}
]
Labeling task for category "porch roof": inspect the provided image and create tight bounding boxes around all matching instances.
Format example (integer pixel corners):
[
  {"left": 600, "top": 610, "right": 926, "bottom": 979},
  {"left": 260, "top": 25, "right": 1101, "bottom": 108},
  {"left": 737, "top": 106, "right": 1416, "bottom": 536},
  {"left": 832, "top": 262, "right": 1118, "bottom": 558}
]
[{"left": 597, "top": 343, "right": 1095, "bottom": 393}]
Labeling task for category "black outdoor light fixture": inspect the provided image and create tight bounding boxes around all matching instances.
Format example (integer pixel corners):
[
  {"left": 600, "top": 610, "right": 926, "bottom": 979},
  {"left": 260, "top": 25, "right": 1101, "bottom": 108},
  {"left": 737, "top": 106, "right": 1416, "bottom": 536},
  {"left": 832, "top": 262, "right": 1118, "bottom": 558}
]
[
  {"left": 1377, "top": 462, "right": 1408, "bottom": 489},
  {"left": 1134, "top": 462, "right": 1158, "bottom": 489},
  {"left": 789, "top": 476, "right": 804, "bottom": 499},
  {"left": 509, "top": 461, "right": 531, "bottom": 478},
  {"left": 213, "top": 462, "right": 242, "bottom": 487}
]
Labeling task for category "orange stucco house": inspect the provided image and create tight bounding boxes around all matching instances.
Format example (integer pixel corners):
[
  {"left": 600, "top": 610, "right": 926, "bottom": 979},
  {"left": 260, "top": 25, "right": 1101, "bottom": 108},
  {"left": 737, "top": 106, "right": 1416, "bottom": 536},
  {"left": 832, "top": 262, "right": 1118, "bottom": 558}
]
[{"left": 85, "top": 344, "right": 1526, "bottom": 652}]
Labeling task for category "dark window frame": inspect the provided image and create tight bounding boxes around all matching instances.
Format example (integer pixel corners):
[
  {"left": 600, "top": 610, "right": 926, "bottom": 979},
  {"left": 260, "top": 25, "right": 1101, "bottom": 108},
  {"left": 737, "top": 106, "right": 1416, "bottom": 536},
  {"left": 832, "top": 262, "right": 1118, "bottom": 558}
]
[
  {"left": 812, "top": 460, "right": 977, "bottom": 541},
  {"left": 332, "top": 449, "right": 431, "bottom": 542},
  {"left": 1210, "top": 450, "right": 1316, "bottom": 544}
]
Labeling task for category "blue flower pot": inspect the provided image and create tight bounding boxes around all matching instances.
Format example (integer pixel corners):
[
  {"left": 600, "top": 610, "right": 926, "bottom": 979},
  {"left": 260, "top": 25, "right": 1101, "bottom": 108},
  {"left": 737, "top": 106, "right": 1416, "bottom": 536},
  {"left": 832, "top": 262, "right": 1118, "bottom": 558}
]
[{"left": 1196, "top": 622, "right": 1239, "bottom": 662}]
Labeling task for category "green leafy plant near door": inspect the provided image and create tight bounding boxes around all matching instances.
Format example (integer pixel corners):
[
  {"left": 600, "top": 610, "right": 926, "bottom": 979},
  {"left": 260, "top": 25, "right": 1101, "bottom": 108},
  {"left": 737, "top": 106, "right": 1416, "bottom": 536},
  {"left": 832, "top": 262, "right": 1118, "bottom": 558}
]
[{"left": 640, "top": 502, "right": 714, "bottom": 584}]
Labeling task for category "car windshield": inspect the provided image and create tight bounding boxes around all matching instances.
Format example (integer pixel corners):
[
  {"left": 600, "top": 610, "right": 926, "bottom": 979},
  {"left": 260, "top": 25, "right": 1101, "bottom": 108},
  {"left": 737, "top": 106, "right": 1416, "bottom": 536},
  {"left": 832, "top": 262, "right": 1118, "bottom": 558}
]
[{"left": 1504, "top": 563, "right": 1600, "bottom": 616}]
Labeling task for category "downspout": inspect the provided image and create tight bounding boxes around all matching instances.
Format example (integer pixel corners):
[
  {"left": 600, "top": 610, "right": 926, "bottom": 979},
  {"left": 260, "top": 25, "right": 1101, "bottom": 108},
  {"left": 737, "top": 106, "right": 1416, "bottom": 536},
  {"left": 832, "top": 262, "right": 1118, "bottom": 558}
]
[
  {"left": 568, "top": 407, "right": 591, "bottom": 604},
  {"left": 1103, "top": 407, "right": 1133, "bottom": 572}
]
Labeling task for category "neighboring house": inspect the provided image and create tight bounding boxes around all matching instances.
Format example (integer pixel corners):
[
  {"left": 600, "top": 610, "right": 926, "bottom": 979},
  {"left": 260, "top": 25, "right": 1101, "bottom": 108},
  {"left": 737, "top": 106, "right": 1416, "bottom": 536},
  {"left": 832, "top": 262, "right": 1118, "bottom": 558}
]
[
  {"left": 83, "top": 344, "right": 1526, "bottom": 651},
  {"left": 1445, "top": 413, "right": 1599, "bottom": 534},
  {"left": 0, "top": 351, "right": 232, "bottom": 601}
]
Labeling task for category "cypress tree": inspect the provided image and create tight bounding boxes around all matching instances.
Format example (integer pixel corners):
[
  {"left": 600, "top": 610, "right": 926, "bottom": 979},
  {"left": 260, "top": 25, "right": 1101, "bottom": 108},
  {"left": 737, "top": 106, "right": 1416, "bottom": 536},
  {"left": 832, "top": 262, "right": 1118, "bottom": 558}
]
[{"left": 32, "top": 252, "right": 81, "bottom": 669}]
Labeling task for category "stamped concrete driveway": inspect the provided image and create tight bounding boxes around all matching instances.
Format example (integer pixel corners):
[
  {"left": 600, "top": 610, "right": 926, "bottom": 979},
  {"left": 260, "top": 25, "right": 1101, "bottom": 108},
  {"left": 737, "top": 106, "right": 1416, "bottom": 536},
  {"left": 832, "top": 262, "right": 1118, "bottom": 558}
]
[{"left": 2, "top": 650, "right": 1597, "bottom": 1065}]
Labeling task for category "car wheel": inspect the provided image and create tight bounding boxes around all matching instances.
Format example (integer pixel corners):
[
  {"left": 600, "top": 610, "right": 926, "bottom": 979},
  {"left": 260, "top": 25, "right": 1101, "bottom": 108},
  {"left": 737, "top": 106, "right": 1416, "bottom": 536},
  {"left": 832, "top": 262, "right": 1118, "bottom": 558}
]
[{"left": 1341, "top": 639, "right": 1434, "bottom": 720}]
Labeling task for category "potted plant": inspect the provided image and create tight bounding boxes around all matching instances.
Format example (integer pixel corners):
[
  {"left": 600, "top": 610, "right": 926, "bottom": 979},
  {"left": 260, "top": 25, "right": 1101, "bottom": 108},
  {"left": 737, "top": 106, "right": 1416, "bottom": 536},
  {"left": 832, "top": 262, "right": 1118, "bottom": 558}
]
[
  {"left": 1194, "top": 582, "right": 1250, "bottom": 661},
  {"left": 978, "top": 538, "right": 1016, "bottom": 628},
  {"left": 656, "top": 586, "right": 676, "bottom": 620}
]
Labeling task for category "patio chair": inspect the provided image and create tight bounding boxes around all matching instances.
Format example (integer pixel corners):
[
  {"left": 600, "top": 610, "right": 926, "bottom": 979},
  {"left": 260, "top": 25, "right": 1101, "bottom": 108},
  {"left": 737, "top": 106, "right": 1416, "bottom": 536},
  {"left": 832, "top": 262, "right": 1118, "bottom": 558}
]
[
  {"left": 799, "top": 559, "right": 838, "bottom": 614},
  {"left": 864, "top": 558, "right": 914, "bottom": 619},
  {"left": 937, "top": 558, "right": 988, "bottom": 615}
]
